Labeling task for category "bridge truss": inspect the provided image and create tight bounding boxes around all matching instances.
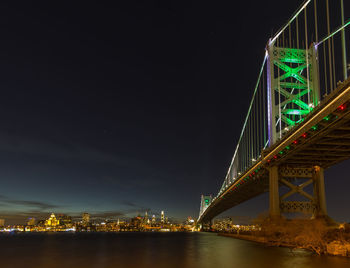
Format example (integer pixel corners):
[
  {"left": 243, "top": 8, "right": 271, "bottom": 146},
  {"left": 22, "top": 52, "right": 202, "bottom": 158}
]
[{"left": 199, "top": 0, "right": 350, "bottom": 224}]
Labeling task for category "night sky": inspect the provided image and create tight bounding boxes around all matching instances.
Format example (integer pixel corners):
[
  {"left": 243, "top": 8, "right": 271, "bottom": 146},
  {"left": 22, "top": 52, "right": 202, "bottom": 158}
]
[{"left": 0, "top": 0, "right": 349, "bottom": 224}]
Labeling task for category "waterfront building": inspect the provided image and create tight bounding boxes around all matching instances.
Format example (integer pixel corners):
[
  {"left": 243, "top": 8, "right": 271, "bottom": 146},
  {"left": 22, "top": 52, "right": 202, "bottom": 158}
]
[
  {"left": 45, "top": 213, "right": 60, "bottom": 227},
  {"left": 27, "top": 218, "right": 35, "bottom": 226},
  {"left": 82, "top": 212, "right": 90, "bottom": 226},
  {"left": 57, "top": 214, "right": 72, "bottom": 226}
]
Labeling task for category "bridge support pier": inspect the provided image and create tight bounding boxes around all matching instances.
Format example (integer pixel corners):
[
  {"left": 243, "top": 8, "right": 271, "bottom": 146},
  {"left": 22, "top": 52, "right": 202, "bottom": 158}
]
[
  {"left": 313, "top": 166, "right": 327, "bottom": 217},
  {"left": 268, "top": 165, "right": 328, "bottom": 219},
  {"left": 269, "top": 166, "right": 280, "bottom": 218}
]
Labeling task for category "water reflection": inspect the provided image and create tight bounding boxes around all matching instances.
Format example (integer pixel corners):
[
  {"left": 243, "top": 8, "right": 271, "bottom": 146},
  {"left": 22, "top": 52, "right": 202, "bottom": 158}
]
[{"left": 0, "top": 232, "right": 349, "bottom": 268}]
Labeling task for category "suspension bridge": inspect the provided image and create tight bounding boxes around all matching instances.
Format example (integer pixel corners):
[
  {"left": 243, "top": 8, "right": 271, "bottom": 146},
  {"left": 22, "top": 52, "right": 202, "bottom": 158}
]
[{"left": 198, "top": 0, "right": 350, "bottom": 227}]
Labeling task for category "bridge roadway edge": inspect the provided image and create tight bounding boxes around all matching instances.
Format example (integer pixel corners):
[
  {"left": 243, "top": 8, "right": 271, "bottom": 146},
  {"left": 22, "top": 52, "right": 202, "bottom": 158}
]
[{"left": 199, "top": 78, "right": 350, "bottom": 223}]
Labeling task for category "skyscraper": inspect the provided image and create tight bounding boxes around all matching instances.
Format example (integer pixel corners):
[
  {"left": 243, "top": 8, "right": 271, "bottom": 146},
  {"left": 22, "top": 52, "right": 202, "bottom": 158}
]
[
  {"left": 161, "top": 211, "right": 164, "bottom": 224},
  {"left": 144, "top": 211, "right": 148, "bottom": 224}
]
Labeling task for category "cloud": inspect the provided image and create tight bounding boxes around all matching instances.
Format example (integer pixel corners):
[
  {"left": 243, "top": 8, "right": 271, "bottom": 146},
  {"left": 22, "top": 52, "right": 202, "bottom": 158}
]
[
  {"left": 90, "top": 211, "right": 125, "bottom": 219},
  {"left": 0, "top": 131, "right": 129, "bottom": 166},
  {"left": 0, "top": 194, "right": 59, "bottom": 211},
  {"left": 121, "top": 201, "right": 137, "bottom": 207}
]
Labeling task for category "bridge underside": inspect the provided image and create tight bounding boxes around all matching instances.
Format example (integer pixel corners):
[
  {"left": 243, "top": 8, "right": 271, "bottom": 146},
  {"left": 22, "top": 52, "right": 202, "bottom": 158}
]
[{"left": 200, "top": 79, "right": 350, "bottom": 223}]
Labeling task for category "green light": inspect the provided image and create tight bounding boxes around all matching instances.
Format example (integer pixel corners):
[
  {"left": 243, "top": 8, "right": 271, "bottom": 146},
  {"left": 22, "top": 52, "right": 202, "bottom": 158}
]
[
  {"left": 311, "top": 125, "right": 318, "bottom": 131},
  {"left": 279, "top": 151, "right": 284, "bottom": 155},
  {"left": 286, "top": 145, "right": 291, "bottom": 150},
  {"left": 323, "top": 115, "right": 331, "bottom": 121}
]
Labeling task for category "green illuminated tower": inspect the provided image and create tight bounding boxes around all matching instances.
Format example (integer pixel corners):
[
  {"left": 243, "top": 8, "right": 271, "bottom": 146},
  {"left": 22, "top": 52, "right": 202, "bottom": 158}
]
[{"left": 267, "top": 43, "right": 320, "bottom": 144}]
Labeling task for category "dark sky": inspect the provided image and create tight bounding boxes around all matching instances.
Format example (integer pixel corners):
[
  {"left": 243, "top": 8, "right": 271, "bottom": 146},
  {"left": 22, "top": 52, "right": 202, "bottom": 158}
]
[{"left": 0, "top": 0, "right": 349, "bottom": 224}]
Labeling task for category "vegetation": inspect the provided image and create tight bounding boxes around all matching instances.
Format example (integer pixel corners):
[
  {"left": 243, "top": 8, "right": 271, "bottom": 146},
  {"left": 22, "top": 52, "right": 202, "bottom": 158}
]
[{"left": 252, "top": 216, "right": 350, "bottom": 255}]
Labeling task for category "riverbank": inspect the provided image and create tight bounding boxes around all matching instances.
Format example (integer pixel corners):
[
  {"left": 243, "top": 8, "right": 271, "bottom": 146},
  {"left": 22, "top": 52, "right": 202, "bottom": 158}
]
[
  {"left": 219, "top": 232, "right": 350, "bottom": 257},
  {"left": 217, "top": 218, "right": 350, "bottom": 257}
]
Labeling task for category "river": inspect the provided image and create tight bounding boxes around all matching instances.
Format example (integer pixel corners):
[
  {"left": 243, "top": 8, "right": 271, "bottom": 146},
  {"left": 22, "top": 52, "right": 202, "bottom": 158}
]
[{"left": 1, "top": 232, "right": 350, "bottom": 268}]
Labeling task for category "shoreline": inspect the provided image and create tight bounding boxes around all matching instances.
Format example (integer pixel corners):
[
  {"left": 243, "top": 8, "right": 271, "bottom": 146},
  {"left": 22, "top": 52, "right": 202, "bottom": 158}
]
[{"left": 218, "top": 232, "right": 350, "bottom": 257}]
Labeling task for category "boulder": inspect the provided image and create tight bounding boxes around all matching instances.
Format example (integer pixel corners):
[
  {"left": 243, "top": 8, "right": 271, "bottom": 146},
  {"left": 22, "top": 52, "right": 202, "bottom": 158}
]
[{"left": 326, "top": 241, "right": 348, "bottom": 257}]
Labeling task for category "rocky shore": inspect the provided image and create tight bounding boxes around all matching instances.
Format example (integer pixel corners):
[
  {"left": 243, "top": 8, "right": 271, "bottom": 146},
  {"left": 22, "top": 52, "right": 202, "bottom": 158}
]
[{"left": 218, "top": 218, "right": 350, "bottom": 257}]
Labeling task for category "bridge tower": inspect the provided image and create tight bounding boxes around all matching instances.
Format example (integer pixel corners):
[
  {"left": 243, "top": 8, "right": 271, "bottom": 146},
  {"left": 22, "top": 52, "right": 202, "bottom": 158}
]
[
  {"left": 266, "top": 40, "right": 327, "bottom": 219},
  {"left": 267, "top": 42, "right": 320, "bottom": 144},
  {"left": 199, "top": 195, "right": 212, "bottom": 230}
]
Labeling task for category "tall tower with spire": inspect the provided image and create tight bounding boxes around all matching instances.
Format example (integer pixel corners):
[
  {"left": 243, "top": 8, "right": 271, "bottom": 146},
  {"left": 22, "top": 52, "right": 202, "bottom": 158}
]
[{"left": 161, "top": 211, "right": 164, "bottom": 224}]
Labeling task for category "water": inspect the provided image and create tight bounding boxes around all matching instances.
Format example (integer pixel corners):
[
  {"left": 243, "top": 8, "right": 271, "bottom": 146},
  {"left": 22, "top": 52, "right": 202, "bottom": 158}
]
[{"left": 1, "top": 232, "right": 350, "bottom": 268}]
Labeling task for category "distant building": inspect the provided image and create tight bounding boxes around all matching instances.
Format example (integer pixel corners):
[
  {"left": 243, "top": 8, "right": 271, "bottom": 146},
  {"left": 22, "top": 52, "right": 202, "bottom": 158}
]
[
  {"left": 144, "top": 211, "right": 148, "bottom": 224},
  {"left": 57, "top": 214, "right": 72, "bottom": 226},
  {"left": 131, "top": 216, "right": 142, "bottom": 228},
  {"left": 152, "top": 215, "right": 156, "bottom": 224},
  {"left": 0, "top": 219, "right": 5, "bottom": 226},
  {"left": 27, "top": 218, "right": 35, "bottom": 226},
  {"left": 45, "top": 213, "right": 60, "bottom": 227},
  {"left": 161, "top": 211, "right": 165, "bottom": 223},
  {"left": 82, "top": 213, "right": 90, "bottom": 226}
]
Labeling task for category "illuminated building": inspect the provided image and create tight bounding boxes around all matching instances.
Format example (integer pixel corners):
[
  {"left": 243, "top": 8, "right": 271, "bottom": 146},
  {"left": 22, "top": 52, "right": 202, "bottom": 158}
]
[
  {"left": 82, "top": 212, "right": 90, "bottom": 226},
  {"left": 57, "top": 214, "right": 72, "bottom": 226},
  {"left": 152, "top": 215, "right": 156, "bottom": 224},
  {"left": 144, "top": 211, "right": 148, "bottom": 224},
  {"left": 0, "top": 219, "right": 5, "bottom": 226},
  {"left": 161, "top": 211, "right": 164, "bottom": 223},
  {"left": 45, "top": 213, "right": 60, "bottom": 227},
  {"left": 27, "top": 218, "right": 35, "bottom": 226}
]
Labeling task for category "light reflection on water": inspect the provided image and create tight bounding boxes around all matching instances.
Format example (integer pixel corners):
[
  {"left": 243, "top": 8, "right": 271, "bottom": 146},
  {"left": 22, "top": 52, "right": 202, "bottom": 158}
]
[{"left": 1, "top": 232, "right": 350, "bottom": 268}]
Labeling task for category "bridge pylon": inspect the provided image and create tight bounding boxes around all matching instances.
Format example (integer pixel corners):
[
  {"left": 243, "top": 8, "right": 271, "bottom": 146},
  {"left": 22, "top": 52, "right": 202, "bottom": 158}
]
[
  {"left": 268, "top": 165, "right": 327, "bottom": 219},
  {"left": 267, "top": 42, "right": 320, "bottom": 145}
]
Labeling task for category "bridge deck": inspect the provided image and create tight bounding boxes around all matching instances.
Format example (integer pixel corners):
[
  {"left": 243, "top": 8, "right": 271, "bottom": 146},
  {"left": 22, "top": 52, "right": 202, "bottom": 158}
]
[{"left": 200, "top": 78, "right": 350, "bottom": 222}]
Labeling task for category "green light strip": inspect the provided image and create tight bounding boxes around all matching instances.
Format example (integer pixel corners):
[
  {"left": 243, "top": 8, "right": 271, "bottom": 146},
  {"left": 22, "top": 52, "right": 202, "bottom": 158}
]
[
  {"left": 270, "top": 0, "right": 311, "bottom": 45},
  {"left": 317, "top": 19, "right": 350, "bottom": 46}
]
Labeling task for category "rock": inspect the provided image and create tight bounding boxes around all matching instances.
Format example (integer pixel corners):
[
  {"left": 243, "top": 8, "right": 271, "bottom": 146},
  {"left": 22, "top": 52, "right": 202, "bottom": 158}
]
[{"left": 326, "top": 241, "right": 348, "bottom": 257}]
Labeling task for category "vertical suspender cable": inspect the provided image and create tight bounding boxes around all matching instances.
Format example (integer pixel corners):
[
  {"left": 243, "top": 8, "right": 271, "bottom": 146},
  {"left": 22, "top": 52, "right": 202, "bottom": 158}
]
[
  {"left": 277, "top": 38, "right": 282, "bottom": 138},
  {"left": 332, "top": 36, "right": 336, "bottom": 88},
  {"left": 305, "top": 7, "right": 310, "bottom": 109},
  {"left": 323, "top": 41, "right": 328, "bottom": 95},
  {"left": 341, "top": 0, "right": 347, "bottom": 80},
  {"left": 296, "top": 16, "right": 299, "bottom": 49},
  {"left": 263, "top": 68, "right": 267, "bottom": 147},
  {"left": 314, "top": 0, "right": 318, "bottom": 43},
  {"left": 326, "top": 0, "right": 333, "bottom": 91}
]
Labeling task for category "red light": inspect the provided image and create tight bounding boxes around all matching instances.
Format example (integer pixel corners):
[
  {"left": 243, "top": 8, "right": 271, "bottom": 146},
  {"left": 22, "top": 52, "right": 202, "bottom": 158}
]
[
  {"left": 338, "top": 104, "right": 346, "bottom": 111},
  {"left": 273, "top": 155, "right": 278, "bottom": 159},
  {"left": 267, "top": 159, "right": 271, "bottom": 163},
  {"left": 293, "top": 140, "right": 298, "bottom": 145},
  {"left": 301, "top": 133, "right": 307, "bottom": 138}
]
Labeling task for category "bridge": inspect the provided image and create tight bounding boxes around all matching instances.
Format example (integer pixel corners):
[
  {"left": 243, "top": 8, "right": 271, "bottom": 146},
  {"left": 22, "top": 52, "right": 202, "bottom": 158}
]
[{"left": 198, "top": 0, "right": 350, "bottom": 226}]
